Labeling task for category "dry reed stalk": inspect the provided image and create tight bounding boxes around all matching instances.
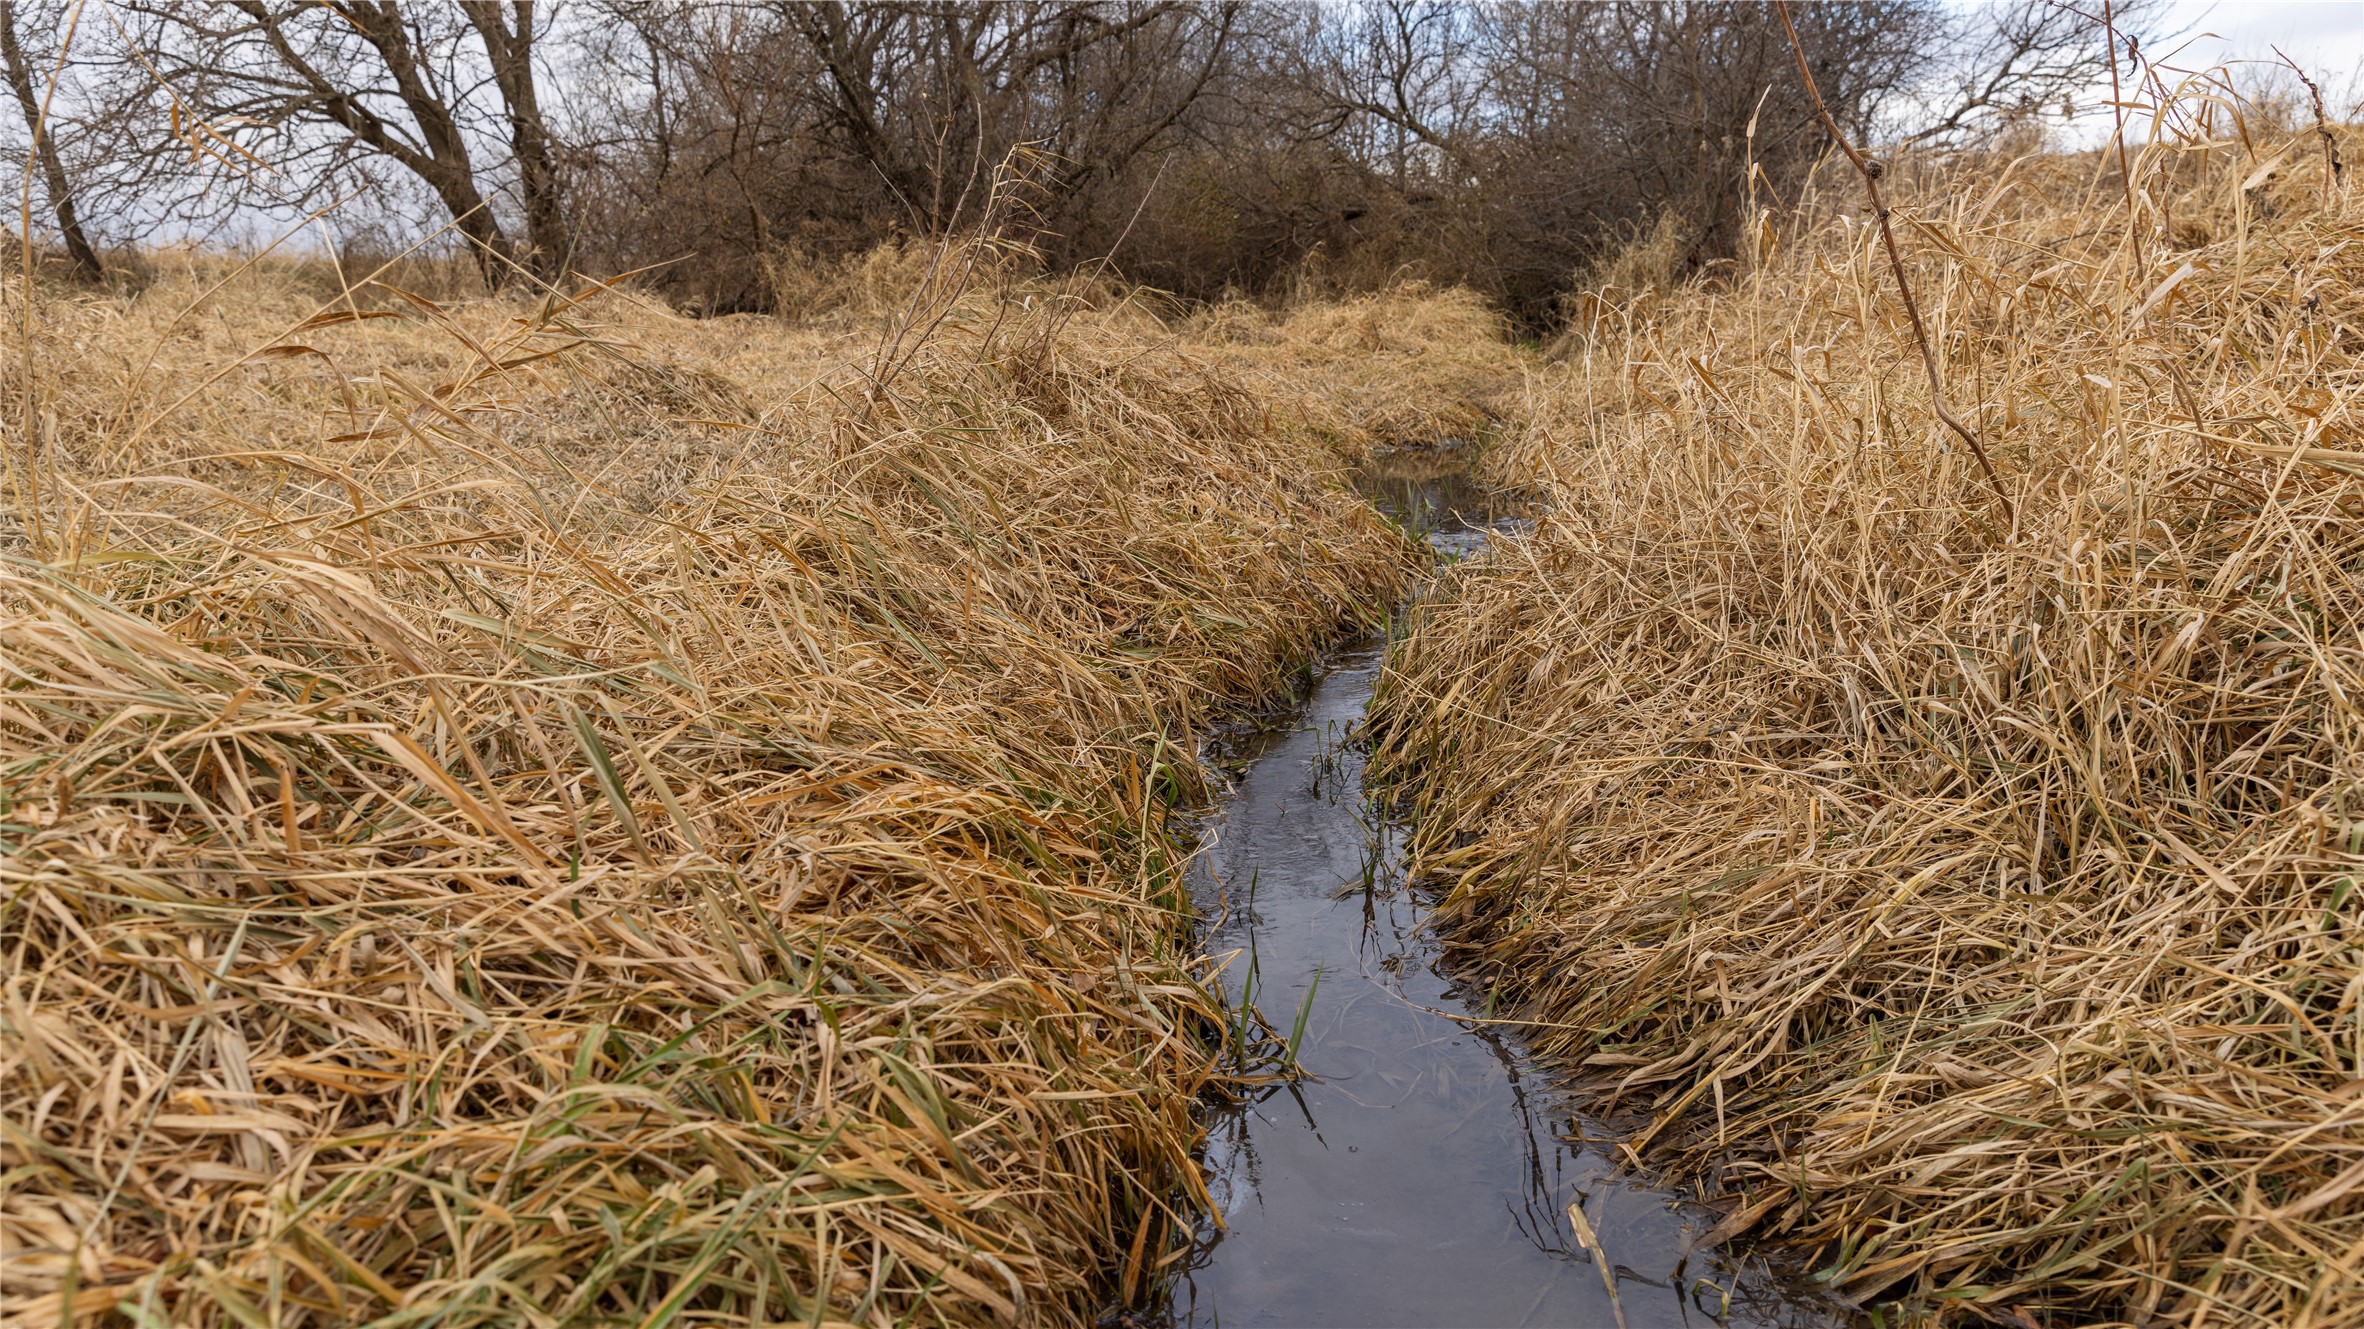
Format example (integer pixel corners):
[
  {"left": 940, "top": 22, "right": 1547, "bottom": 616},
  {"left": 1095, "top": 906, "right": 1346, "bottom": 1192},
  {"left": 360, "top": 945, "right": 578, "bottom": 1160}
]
[
  {"left": 1372, "top": 110, "right": 2364, "bottom": 1326},
  {"left": 0, "top": 245, "right": 1417, "bottom": 1326},
  {"left": 1775, "top": 0, "right": 2011, "bottom": 523}
]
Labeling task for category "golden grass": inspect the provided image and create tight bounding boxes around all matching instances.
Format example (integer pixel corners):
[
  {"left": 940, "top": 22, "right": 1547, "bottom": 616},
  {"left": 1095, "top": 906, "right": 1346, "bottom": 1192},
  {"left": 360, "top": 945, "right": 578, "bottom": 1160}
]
[
  {"left": 1181, "top": 282, "right": 1524, "bottom": 449},
  {"left": 0, "top": 253, "right": 1418, "bottom": 1326},
  {"left": 1371, "top": 126, "right": 2364, "bottom": 1325}
]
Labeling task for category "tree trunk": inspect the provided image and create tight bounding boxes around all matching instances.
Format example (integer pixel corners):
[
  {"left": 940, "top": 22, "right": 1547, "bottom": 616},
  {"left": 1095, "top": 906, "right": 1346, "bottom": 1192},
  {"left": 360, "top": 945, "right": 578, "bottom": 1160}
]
[
  {"left": 464, "top": 1, "right": 567, "bottom": 281},
  {"left": 231, "top": 1, "right": 516, "bottom": 287},
  {"left": 0, "top": 0, "right": 103, "bottom": 282},
  {"left": 334, "top": 2, "right": 513, "bottom": 285}
]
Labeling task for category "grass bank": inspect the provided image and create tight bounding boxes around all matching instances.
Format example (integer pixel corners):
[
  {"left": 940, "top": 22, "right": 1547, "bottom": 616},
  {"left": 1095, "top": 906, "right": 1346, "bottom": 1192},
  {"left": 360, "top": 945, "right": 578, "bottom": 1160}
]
[
  {"left": 0, "top": 260, "right": 1431, "bottom": 1326},
  {"left": 1371, "top": 133, "right": 2364, "bottom": 1325}
]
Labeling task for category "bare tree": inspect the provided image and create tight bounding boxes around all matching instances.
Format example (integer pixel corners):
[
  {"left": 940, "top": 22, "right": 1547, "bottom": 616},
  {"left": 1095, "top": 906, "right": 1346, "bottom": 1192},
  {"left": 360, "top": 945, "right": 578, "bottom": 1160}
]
[
  {"left": 562, "top": 2, "right": 1247, "bottom": 309},
  {"left": 1903, "top": 0, "right": 2162, "bottom": 147},
  {"left": 0, "top": 0, "right": 102, "bottom": 280},
  {"left": 1300, "top": 2, "right": 1477, "bottom": 184},
  {"left": 564, "top": 1, "right": 865, "bottom": 311},
  {"left": 788, "top": 2, "right": 1240, "bottom": 235},
  {"left": 76, "top": 0, "right": 2158, "bottom": 323},
  {"left": 126, "top": 1, "right": 569, "bottom": 285},
  {"left": 1370, "top": 2, "right": 1934, "bottom": 322},
  {"left": 464, "top": 2, "right": 567, "bottom": 274}
]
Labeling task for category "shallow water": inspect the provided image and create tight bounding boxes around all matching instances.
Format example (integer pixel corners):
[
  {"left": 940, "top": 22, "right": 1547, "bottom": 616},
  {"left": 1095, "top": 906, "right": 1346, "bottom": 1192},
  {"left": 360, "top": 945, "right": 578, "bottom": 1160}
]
[{"left": 1156, "top": 454, "right": 1836, "bottom": 1328}]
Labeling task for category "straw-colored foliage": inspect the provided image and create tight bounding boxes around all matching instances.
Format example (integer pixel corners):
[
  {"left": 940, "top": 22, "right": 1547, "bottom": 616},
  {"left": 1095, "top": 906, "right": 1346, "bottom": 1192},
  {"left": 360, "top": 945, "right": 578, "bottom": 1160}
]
[
  {"left": 1373, "top": 131, "right": 2364, "bottom": 1325},
  {"left": 0, "top": 258, "right": 1416, "bottom": 1326},
  {"left": 762, "top": 242, "right": 947, "bottom": 326},
  {"left": 1182, "top": 283, "right": 1521, "bottom": 449}
]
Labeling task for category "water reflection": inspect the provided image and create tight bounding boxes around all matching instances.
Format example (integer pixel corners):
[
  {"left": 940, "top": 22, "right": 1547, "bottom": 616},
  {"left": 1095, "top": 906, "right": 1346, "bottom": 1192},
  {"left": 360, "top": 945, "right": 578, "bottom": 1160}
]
[
  {"left": 1352, "top": 445, "right": 1509, "bottom": 561},
  {"left": 1149, "top": 453, "right": 1836, "bottom": 1329}
]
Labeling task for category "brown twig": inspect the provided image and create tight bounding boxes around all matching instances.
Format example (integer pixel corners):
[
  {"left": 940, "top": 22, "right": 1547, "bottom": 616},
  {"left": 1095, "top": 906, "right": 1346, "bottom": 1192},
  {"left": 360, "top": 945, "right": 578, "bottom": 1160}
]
[
  {"left": 2276, "top": 47, "right": 2347, "bottom": 203},
  {"left": 2102, "top": 0, "right": 2146, "bottom": 279},
  {"left": 1773, "top": 0, "right": 2013, "bottom": 527}
]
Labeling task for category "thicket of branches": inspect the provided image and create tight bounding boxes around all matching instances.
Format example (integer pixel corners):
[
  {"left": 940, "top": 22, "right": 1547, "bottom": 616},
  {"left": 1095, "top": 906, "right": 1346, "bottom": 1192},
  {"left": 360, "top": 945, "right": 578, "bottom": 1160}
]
[{"left": 7, "top": 0, "right": 2166, "bottom": 325}]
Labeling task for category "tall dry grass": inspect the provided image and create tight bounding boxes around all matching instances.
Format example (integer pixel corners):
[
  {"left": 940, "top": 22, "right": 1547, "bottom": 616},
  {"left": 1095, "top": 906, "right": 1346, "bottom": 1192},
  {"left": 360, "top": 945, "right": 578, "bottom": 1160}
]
[
  {"left": 1182, "top": 283, "right": 1523, "bottom": 449},
  {"left": 0, "top": 247, "right": 1416, "bottom": 1325},
  {"left": 1372, "top": 117, "right": 2364, "bottom": 1325}
]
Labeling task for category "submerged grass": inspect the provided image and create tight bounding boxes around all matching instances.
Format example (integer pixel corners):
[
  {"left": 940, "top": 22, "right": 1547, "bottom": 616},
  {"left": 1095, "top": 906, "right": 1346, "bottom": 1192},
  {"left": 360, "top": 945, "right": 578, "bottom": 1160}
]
[
  {"left": 0, "top": 249, "right": 1418, "bottom": 1326},
  {"left": 1372, "top": 115, "right": 2364, "bottom": 1324}
]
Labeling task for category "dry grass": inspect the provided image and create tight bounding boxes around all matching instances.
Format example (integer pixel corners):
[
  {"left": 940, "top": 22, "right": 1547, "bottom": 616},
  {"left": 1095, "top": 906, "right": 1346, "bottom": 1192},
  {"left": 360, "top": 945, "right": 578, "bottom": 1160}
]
[
  {"left": 1372, "top": 119, "right": 2364, "bottom": 1326},
  {"left": 0, "top": 249, "right": 1415, "bottom": 1326},
  {"left": 761, "top": 241, "right": 947, "bottom": 326},
  {"left": 1181, "top": 283, "right": 1524, "bottom": 450}
]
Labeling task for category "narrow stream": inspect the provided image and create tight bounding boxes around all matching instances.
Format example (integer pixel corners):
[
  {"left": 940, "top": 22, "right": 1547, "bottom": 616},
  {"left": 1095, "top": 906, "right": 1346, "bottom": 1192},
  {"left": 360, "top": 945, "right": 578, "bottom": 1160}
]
[{"left": 1156, "top": 453, "right": 1837, "bottom": 1328}]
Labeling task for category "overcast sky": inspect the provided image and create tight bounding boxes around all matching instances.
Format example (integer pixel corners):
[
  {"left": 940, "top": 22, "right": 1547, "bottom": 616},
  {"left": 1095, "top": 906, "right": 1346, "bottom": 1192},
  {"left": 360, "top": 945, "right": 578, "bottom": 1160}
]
[
  {"left": 2147, "top": 0, "right": 2363, "bottom": 95},
  {"left": 2022, "top": 0, "right": 2363, "bottom": 146}
]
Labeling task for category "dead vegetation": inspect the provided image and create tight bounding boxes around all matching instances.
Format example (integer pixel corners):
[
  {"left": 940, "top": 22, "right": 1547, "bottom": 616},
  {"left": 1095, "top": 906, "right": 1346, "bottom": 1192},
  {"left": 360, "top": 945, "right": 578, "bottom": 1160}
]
[
  {"left": 1183, "top": 283, "right": 1524, "bottom": 449},
  {"left": 0, "top": 252, "right": 1420, "bottom": 1326},
  {"left": 1372, "top": 117, "right": 2364, "bottom": 1325}
]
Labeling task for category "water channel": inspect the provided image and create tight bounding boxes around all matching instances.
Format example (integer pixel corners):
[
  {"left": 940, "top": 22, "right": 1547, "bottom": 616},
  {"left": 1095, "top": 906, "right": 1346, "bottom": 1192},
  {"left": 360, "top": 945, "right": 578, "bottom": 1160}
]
[{"left": 1155, "top": 452, "right": 1837, "bottom": 1328}]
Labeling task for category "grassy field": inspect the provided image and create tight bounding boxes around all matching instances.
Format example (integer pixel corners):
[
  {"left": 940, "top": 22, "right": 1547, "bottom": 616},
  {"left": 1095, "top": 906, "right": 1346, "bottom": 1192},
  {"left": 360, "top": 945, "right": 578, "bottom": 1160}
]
[
  {"left": 10, "top": 95, "right": 2361, "bottom": 1329},
  {"left": 1370, "top": 124, "right": 2364, "bottom": 1325},
  {"left": 0, "top": 249, "right": 1510, "bottom": 1326}
]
